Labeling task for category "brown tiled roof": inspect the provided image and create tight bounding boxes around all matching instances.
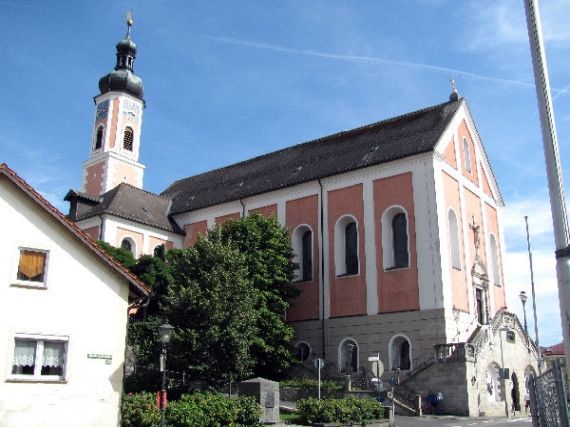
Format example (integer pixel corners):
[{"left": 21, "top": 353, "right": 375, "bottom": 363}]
[
  {"left": 542, "top": 342, "right": 565, "bottom": 356},
  {"left": 0, "top": 163, "right": 150, "bottom": 298},
  {"left": 73, "top": 183, "right": 184, "bottom": 235},
  {"left": 162, "top": 99, "right": 462, "bottom": 214}
]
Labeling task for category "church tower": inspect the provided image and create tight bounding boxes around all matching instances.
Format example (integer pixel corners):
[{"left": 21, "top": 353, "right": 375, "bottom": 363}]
[{"left": 82, "top": 16, "right": 145, "bottom": 197}]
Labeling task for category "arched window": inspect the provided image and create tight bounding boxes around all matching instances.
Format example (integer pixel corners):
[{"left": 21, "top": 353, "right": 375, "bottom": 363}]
[
  {"left": 345, "top": 222, "right": 358, "bottom": 275},
  {"left": 123, "top": 127, "right": 134, "bottom": 151},
  {"left": 382, "top": 207, "right": 409, "bottom": 270},
  {"left": 448, "top": 209, "right": 461, "bottom": 269},
  {"left": 392, "top": 214, "right": 408, "bottom": 268},
  {"left": 463, "top": 137, "right": 472, "bottom": 173},
  {"left": 302, "top": 230, "right": 312, "bottom": 281},
  {"left": 489, "top": 235, "right": 500, "bottom": 285},
  {"left": 486, "top": 363, "right": 502, "bottom": 402},
  {"left": 292, "top": 226, "right": 313, "bottom": 282},
  {"left": 121, "top": 238, "right": 135, "bottom": 256},
  {"left": 295, "top": 342, "right": 311, "bottom": 362},
  {"left": 338, "top": 338, "right": 358, "bottom": 373},
  {"left": 153, "top": 244, "right": 165, "bottom": 258},
  {"left": 94, "top": 126, "right": 104, "bottom": 150},
  {"left": 335, "top": 216, "right": 359, "bottom": 276},
  {"left": 389, "top": 335, "right": 411, "bottom": 370}
]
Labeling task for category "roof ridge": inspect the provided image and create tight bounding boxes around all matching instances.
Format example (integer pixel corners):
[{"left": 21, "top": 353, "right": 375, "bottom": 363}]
[
  {"left": 162, "top": 99, "right": 458, "bottom": 194},
  {"left": 114, "top": 182, "right": 170, "bottom": 201}
]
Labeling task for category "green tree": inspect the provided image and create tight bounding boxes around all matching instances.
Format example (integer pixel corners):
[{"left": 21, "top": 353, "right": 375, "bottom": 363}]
[
  {"left": 96, "top": 240, "right": 136, "bottom": 268},
  {"left": 166, "top": 230, "right": 259, "bottom": 387},
  {"left": 219, "top": 214, "right": 298, "bottom": 378}
]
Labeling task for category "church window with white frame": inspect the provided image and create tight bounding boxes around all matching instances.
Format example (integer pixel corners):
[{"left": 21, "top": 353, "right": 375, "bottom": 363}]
[
  {"left": 382, "top": 207, "right": 409, "bottom": 270},
  {"left": 338, "top": 338, "right": 358, "bottom": 373},
  {"left": 292, "top": 225, "right": 313, "bottom": 282},
  {"left": 463, "top": 137, "right": 472, "bottom": 173},
  {"left": 448, "top": 209, "right": 461, "bottom": 270},
  {"left": 389, "top": 334, "right": 411, "bottom": 370},
  {"left": 335, "top": 216, "right": 359, "bottom": 276},
  {"left": 121, "top": 238, "right": 136, "bottom": 256},
  {"left": 295, "top": 342, "right": 311, "bottom": 362}
]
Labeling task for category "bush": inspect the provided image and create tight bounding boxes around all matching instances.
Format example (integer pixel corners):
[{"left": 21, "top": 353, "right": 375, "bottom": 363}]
[
  {"left": 121, "top": 392, "right": 160, "bottom": 427},
  {"left": 281, "top": 378, "right": 343, "bottom": 392},
  {"left": 297, "top": 397, "right": 384, "bottom": 425},
  {"left": 166, "top": 392, "right": 262, "bottom": 427}
]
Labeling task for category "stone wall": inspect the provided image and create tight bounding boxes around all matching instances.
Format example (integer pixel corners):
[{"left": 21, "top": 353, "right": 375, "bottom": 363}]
[{"left": 291, "top": 309, "right": 447, "bottom": 373}]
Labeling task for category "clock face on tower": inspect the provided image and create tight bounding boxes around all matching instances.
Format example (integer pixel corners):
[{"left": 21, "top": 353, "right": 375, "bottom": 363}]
[
  {"left": 123, "top": 100, "right": 141, "bottom": 120},
  {"left": 96, "top": 100, "right": 109, "bottom": 121}
]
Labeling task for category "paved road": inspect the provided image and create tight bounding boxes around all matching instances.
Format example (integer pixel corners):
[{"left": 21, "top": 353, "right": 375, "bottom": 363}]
[{"left": 394, "top": 415, "right": 532, "bottom": 427}]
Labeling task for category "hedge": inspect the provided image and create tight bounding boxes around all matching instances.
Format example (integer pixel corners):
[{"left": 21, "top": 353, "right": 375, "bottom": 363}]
[
  {"left": 281, "top": 378, "right": 343, "bottom": 392},
  {"left": 297, "top": 397, "right": 384, "bottom": 425},
  {"left": 121, "top": 392, "right": 262, "bottom": 427},
  {"left": 122, "top": 392, "right": 160, "bottom": 427}
]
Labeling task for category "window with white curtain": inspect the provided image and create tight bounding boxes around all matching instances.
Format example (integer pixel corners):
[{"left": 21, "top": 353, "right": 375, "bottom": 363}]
[{"left": 11, "top": 335, "right": 68, "bottom": 380}]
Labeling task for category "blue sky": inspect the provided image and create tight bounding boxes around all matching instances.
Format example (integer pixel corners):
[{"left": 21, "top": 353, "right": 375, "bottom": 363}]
[{"left": 1, "top": 1, "right": 569, "bottom": 347}]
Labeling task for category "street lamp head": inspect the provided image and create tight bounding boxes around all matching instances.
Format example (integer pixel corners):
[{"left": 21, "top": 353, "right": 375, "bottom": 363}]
[
  {"left": 159, "top": 322, "right": 174, "bottom": 346},
  {"left": 519, "top": 290, "right": 528, "bottom": 305}
]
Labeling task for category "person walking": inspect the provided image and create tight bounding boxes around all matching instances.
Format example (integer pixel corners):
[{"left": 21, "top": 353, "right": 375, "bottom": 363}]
[{"left": 524, "top": 391, "right": 531, "bottom": 415}]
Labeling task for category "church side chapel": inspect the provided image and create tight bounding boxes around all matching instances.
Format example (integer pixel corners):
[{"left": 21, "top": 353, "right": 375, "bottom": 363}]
[{"left": 65, "top": 20, "right": 539, "bottom": 416}]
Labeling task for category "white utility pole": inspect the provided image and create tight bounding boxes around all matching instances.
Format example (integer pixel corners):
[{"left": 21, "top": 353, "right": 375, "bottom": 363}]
[{"left": 524, "top": 0, "right": 570, "bottom": 377}]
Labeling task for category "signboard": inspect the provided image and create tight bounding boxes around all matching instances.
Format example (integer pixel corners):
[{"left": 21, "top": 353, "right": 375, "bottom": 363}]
[
  {"left": 314, "top": 358, "right": 324, "bottom": 370},
  {"left": 371, "top": 359, "right": 384, "bottom": 378},
  {"left": 87, "top": 354, "right": 112, "bottom": 365},
  {"left": 368, "top": 352, "right": 380, "bottom": 362}
]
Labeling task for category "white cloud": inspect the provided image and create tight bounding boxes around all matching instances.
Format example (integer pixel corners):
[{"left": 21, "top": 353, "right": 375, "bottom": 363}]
[
  {"left": 466, "top": 0, "right": 570, "bottom": 49},
  {"left": 502, "top": 192, "right": 565, "bottom": 346},
  {"left": 208, "top": 36, "right": 539, "bottom": 90}
]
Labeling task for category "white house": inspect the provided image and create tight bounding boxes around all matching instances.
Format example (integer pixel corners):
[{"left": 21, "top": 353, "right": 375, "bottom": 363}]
[{"left": 0, "top": 163, "right": 150, "bottom": 427}]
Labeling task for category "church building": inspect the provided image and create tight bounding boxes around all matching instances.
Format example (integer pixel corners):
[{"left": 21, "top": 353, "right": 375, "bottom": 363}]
[{"left": 65, "top": 22, "right": 539, "bottom": 416}]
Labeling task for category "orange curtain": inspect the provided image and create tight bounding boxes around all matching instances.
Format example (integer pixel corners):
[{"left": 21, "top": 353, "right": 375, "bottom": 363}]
[{"left": 18, "top": 251, "right": 46, "bottom": 279}]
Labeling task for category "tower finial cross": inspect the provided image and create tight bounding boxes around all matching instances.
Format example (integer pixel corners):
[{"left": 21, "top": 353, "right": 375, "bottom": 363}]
[
  {"left": 126, "top": 10, "right": 133, "bottom": 37},
  {"left": 450, "top": 78, "right": 457, "bottom": 93}
]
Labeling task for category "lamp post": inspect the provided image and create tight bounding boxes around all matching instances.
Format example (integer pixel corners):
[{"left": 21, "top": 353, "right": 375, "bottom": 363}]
[
  {"left": 519, "top": 291, "right": 529, "bottom": 353},
  {"left": 525, "top": 216, "right": 543, "bottom": 374},
  {"left": 158, "top": 322, "right": 174, "bottom": 427}
]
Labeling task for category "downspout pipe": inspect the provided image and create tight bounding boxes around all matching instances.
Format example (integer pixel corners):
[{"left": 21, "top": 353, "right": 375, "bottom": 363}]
[
  {"left": 318, "top": 179, "right": 326, "bottom": 360},
  {"left": 240, "top": 199, "right": 246, "bottom": 218},
  {"left": 98, "top": 215, "right": 105, "bottom": 241}
]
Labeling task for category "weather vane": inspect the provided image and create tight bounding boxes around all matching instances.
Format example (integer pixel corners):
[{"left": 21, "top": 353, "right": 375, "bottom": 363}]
[{"left": 126, "top": 10, "right": 133, "bottom": 37}]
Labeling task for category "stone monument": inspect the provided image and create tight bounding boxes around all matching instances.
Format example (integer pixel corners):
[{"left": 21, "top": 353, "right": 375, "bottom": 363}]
[{"left": 238, "top": 377, "right": 279, "bottom": 424}]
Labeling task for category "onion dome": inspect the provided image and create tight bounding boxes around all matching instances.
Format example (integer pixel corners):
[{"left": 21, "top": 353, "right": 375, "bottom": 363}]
[{"left": 98, "top": 15, "right": 144, "bottom": 99}]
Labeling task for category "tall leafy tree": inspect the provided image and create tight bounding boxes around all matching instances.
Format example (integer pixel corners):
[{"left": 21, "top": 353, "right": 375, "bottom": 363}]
[
  {"left": 96, "top": 214, "right": 299, "bottom": 388},
  {"left": 219, "top": 214, "right": 298, "bottom": 378},
  {"left": 166, "top": 230, "right": 259, "bottom": 387}
]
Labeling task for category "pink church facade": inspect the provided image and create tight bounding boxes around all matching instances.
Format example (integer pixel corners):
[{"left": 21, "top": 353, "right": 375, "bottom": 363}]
[{"left": 64, "top": 26, "right": 537, "bottom": 416}]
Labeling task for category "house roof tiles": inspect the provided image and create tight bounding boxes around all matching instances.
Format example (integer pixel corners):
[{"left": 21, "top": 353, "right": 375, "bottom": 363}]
[{"left": 0, "top": 163, "right": 150, "bottom": 298}]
